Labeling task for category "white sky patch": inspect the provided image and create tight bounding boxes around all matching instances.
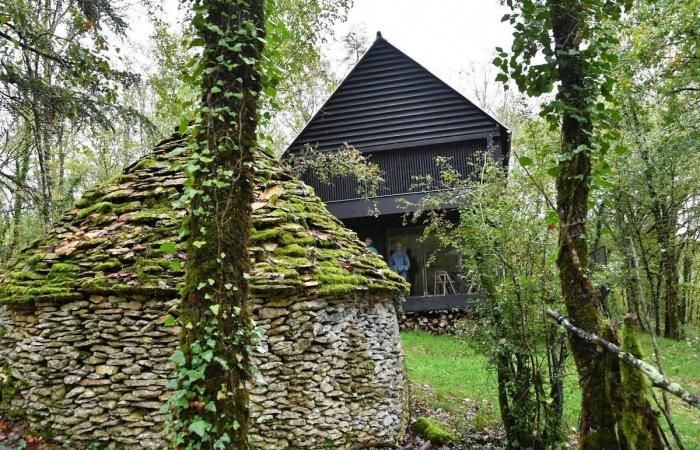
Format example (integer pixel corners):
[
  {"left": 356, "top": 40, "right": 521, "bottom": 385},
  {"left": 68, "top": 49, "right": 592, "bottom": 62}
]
[
  {"left": 125, "top": 1, "right": 513, "bottom": 86},
  {"left": 325, "top": 0, "right": 514, "bottom": 95}
]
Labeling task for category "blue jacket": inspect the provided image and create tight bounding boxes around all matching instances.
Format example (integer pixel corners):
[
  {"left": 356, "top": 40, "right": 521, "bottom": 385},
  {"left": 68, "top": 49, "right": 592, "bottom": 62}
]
[{"left": 389, "top": 251, "right": 410, "bottom": 273}]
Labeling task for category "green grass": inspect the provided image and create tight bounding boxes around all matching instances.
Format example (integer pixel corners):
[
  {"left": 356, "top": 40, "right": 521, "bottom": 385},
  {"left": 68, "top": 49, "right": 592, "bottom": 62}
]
[
  {"left": 402, "top": 331, "right": 500, "bottom": 430},
  {"left": 401, "top": 329, "right": 700, "bottom": 446}
]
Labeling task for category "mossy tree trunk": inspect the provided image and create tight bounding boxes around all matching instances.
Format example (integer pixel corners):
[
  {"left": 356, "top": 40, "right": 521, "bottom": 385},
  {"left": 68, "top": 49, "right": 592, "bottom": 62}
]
[
  {"left": 621, "top": 316, "right": 663, "bottom": 450},
  {"left": 549, "top": 1, "right": 621, "bottom": 448},
  {"left": 177, "top": 0, "right": 265, "bottom": 448}
]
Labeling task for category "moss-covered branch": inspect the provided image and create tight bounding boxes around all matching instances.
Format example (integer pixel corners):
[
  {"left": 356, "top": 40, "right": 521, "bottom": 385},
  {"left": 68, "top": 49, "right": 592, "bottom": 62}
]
[{"left": 546, "top": 309, "right": 700, "bottom": 409}]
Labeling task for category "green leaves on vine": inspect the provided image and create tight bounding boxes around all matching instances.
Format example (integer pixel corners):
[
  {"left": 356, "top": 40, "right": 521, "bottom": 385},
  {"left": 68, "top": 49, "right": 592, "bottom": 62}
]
[{"left": 162, "top": 0, "right": 266, "bottom": 448}]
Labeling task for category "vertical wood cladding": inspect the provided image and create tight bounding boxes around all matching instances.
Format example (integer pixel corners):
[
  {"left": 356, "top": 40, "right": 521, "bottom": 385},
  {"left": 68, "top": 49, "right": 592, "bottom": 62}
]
[{"left": 302, "top": 139, "right": 487, "bottom": 202}]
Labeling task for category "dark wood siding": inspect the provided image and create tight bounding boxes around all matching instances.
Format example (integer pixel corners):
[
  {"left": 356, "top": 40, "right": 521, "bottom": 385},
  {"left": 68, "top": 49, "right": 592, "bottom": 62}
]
[
  {"left": 301, "top": 139, "right": 487, "bottom": 203},
  {"left": 286, "top": 37, "right": 502, "bottom": 154}
]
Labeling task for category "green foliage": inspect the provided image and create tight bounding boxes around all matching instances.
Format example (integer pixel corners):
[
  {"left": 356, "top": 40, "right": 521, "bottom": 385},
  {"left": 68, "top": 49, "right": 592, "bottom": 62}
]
[
  {"left": 413, "top": 147, "right": 567, "bottom": 447},
  {"left": 261, "top": 0, "right": 352, "bottom": 153},
  {"left": 287, "top": 143, "right": 384, "bottom": 215},
  {"left": 402, "top": 330, "right": 700, "bottom": 446},
  {"left": 0, "top": 364, "right": 27, "bottom": 417},
  {"left": 164, "top": 1, "right": 266, "bottom": 448},
  {"left": 0, "top": 0, "right": 156, "bottom": 258}
]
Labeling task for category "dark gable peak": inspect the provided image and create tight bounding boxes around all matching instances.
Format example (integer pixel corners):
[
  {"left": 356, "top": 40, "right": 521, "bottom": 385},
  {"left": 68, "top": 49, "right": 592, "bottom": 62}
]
[{"left": 285, "top": 34, "right": 506, "bottom": 154}]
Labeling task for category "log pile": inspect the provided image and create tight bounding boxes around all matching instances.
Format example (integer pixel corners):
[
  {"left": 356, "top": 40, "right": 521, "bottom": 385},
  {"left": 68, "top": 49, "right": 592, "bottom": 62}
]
[{"left": 399, "top": 310, "right": 469, "bottom": 334}]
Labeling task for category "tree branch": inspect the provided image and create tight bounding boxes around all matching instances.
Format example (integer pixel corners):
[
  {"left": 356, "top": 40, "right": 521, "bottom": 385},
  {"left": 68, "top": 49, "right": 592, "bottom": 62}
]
[{"left": 545, "top": 309, "right": 700, "bottom": 409}]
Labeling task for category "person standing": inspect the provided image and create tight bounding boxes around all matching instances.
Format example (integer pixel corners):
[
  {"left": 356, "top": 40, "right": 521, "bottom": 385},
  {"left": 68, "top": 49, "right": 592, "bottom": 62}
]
[
  {"left": 364, "top": 237, "right": 380, "bottom": 255},
  {"left": 389, "top": 241, "right": 410, "bottom": 280}
]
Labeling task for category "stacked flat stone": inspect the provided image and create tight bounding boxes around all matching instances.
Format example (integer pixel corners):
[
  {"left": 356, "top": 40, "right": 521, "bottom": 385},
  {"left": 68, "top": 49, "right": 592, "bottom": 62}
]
[{"left": 0, "top": 135, "right": 410, "bottom": 449}]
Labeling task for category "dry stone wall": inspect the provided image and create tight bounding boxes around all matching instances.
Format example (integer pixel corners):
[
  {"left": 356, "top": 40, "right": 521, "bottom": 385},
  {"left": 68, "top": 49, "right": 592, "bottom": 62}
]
[{"left": 0, "top": 293, "right": 408, "bottom": 449}]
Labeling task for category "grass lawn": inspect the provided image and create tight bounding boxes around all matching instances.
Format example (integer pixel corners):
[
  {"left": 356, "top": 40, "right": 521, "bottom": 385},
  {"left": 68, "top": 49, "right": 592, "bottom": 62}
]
[{"left": 401, "top": 329, "right": 700, "bottom": 447}]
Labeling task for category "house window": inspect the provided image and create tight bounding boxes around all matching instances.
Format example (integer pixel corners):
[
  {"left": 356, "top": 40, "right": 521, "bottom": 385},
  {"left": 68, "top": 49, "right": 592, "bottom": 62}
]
[{"left": 385, "top": 226, "right": 472, "bottom": 297}]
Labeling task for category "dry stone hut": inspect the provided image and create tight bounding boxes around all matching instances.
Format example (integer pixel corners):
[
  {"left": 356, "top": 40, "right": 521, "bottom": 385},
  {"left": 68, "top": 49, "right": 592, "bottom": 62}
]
[{"left": 0, "top": 135, "right": 410, "bottom": 449}]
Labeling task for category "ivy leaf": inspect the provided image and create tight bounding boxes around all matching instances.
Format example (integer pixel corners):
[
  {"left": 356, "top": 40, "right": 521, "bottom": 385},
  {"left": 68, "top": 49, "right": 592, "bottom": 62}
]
[
  {"left": 170, "top": 350, "right": 186, "bottom": 367},
  {"left": 214, "top": 433, "right": 231, "bottom": 450},
  {"left": 201, "top": 349, "right": 214, "bottom": 362},
  {"left": 193, "top": 240, "right": 206, "bottom": 249},
  {"left": 164, "top": 315, "right": 178, "bottom": 327},
  {"left": 518, "top": 156, "right": 534, "bottom": 167},
  {"left": 209, "top": 304, "right": 220, "bottom": 315},
  {"left": 188, "top": 417, "right": 211, "bottom": 438},
  {"left": 214, "top": 357, "right": 229, "bottom": 370}
]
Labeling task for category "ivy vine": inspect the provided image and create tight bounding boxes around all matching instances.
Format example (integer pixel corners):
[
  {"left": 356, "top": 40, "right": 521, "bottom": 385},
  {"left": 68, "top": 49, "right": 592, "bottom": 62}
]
[{"left": 160, "top": 0, "right": 267, "bottom": 449}]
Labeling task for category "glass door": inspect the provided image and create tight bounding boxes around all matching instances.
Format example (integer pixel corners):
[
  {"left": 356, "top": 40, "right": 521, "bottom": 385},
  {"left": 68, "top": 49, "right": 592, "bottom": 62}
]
[{"left": 385, "top": 227, "right": 426, "bottom": 296}]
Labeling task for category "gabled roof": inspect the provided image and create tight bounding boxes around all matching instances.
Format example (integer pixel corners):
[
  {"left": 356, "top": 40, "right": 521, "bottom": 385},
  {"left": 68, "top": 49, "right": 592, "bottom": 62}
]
[
  {"left": 0, "top": 136, "right": 408, "bottom": 306},
  {"left": 285, "top": 33, "right": 508, "bottom": 154}
]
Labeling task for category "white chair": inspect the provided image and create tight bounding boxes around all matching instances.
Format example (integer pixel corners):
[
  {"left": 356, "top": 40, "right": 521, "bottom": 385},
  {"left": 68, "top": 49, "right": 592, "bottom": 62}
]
[{"left": 433, "top": 270, "right": 456, "bottom": 295}]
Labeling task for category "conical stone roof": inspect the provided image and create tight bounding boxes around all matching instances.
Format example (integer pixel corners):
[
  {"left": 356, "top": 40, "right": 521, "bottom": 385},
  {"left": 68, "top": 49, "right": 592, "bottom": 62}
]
[{"left": 0, "top": 135, "right": 408, "bottom": 305}]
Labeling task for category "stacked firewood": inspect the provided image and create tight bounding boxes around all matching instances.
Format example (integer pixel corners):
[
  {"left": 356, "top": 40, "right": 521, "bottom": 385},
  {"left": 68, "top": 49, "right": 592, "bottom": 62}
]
[{"left": 399, "top": 310, "right": 469, "bottom": 334}]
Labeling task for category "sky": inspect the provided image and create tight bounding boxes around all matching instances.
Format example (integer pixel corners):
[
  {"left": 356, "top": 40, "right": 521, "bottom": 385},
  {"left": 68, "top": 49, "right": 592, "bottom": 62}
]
[
  {"left": 127, "top": 0, "right": 514, "bottom": 92},
  {"left": 326, "top": 0, "right": 514, "bottom": 93}
]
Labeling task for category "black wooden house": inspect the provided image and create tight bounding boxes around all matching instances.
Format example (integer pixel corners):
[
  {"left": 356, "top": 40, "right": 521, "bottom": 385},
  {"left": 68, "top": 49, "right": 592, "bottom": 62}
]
[{"left": 283, "top": 33, "right": 510, "bottom": 311}]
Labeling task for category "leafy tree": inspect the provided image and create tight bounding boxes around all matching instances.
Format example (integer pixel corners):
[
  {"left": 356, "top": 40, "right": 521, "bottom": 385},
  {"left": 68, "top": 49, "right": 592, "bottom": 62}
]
[
  {"left": 612, "top": 0, "right": 700, "bottom": 339},
  {"left": 0, "top": 0, "right": 157, "bottom": 261},
  {"left": 0, "top": 0, "right": 143, "bottom": 225},
  {"left": 495, "top": 1, "right": 662, "bottom": 447},
  {"left": 415, "top": 133, "right": 568, "bottom": 448},
  {"left": 262, "top": 0, "right": 352, "bottom": 153},
  {"left": 165, "top": 0, "right": 265, "bottom": 448},
  {"left": 340, "top": 23, "right": 369, "bottom": 68}
]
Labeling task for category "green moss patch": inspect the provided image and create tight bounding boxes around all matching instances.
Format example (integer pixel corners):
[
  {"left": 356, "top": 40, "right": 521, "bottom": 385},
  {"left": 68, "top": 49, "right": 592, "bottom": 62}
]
[
  {"left": 414, "top": 417, "right": 457, "bottom": 444},
  {"left": 76, "top": 201, "right": 113, "bottom": 220}
]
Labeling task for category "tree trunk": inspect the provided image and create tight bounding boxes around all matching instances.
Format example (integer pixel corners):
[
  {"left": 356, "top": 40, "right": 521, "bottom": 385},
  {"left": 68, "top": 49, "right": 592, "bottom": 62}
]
[
  {"left": 633, "top": 109, "right": 682, "bottom": 340},
  {"left": 662, "top": 239, "right": 681, "bottom": 340},
  {"left": 681, "top": 250, "right": 691, "bottom": 326},
  {"left": 548, "top": 1, "right": 621, "bottom": 448},
  {"left": 7, "top": 142, "right": 31, "bottom": 260},
  {"left": 177, "top": 0, "right": 265, "bottom": 448}
]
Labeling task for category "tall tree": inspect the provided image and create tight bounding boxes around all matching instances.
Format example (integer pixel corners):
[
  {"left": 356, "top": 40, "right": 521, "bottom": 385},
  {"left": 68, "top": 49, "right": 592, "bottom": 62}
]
[
  {"left": 496, "top": 1, "right": 661, "bottom": 448},
  {"left": 0, "top": 0, "right": 149, "bottom": 255},
  {"left": 166, "top": 0, "right": 265, "bottom": 448}
]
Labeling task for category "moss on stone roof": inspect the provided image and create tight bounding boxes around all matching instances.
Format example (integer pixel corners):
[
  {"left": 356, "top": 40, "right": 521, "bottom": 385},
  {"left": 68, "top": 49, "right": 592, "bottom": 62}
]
[{"left": 0, "top": 136, "right": 408, "bottom": 305}]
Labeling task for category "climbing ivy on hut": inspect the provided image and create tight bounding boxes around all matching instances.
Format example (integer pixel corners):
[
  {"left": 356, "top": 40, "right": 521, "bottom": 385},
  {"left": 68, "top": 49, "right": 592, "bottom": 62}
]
[{"left": 163, "top": 0, "right": 266, "bottom": 448}]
